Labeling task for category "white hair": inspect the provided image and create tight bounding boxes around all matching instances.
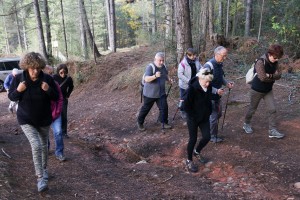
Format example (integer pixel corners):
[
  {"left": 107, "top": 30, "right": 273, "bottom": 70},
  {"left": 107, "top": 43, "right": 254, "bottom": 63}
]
[
  {"left": 155, "top": 52, "right": 165, "bottom": 59},
  {"left": 214, "top": 46, "right": 227, "bottom": 54},
  {"left": 196, "top": 67, "right": 214, "bottom": 81},
  {"left": 12, "top": 68, "right": 19, "bottom": 75}
]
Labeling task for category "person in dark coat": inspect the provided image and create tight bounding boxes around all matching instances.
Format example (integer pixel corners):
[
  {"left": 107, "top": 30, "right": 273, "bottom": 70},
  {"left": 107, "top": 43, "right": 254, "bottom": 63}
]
[
  {"left": 8, "top": 52, "right": 59, "bottom": 192},
  {"left": 183, "top": 67, "right": 214, "bottom": 173},
  {"left": 53, "top": 64, "right": 74, "bottom": 138}
]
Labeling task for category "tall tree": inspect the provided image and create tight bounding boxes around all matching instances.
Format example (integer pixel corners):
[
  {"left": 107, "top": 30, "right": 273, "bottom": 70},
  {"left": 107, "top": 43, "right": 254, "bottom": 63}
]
[
  {"left": 208, "top": 0, "right": 214, "bottom": 37},
  {"left": 152, "top": 0, "right": 157, "bottom": 34},
  {"left": 244, "top": 0, "right": 252, "bottom": 36},
  {"left": 165, "top": 0, "right": 173, "bottom": 40},
  {"left": 43, "top": 0, "right": 52, "bottom": 58},
  {"left": 60, "top": 0, "right": 68, "bottom": 60},
  {"left": 225, "top": 0, "right": 230, "bottom": 37},
  {"left": 79, "top": 0, "right": 88, "bottom": 59},
  {"left": 106, "top": 0, "right": 116, "bottom": 52},
  {"left": 218, "top": 0, "right": 224, "bottom": 35},
  {"left": 33, "top": 0, "right": 48, "bottom": 63},
  {"left": 257, "top": 0, "right": 264, "bottom": 42},
  {"left": 14, "top": 2, "right": 23, "bottom": 52},
  {"left": 174, "top": 0, "right": 192, "bottom": 62},
  {"left": 78, "top": 0, "right": 101, "bottom": 57},
  {"left": 199, "top": 0, "right": 208, "bottom": 51}
]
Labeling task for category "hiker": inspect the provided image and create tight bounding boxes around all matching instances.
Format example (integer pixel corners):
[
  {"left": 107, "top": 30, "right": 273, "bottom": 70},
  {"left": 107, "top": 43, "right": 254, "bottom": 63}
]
[
  {"left": 177, "top": 48, "right": 202, "bottom": 120},
  {"left": 137, "top": 52, "right": 173, "bottom": 131},
  {"left": 8, "top": 52, "right": 59, "bottom": 192},
  {"left": 243, "top": 44, "right": 284, "bottom": 139},
  {"left": 203, "top": 46, "right": 234, "bottom": 143},
  {"left": 44, "top": 66, "right": 66, "bottom": 161},
  {"left": 183, "top": 67, "right": 214, "bottom": 173},
  {"left": 4, "top": 68, "right": 19, "bottom": 113},
  {"left": 53, "top": 64, "right": 74, "bottom": 138}
]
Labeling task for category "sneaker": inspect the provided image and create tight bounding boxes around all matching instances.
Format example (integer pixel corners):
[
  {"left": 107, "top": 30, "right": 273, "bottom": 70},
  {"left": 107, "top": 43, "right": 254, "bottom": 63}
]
[
  {"left": 56, "top": 154, "right": 66, "bottom": 162},
  {"left": 193, "top": 150, "right": 208, "bottom": 164},
  {"left": 37, "top": 178, "right": 48, "bottom": 192},
  {"left": 43, "top": 169, "right": 49, "bottom": 180},
  {"left": 243, "top": 123, "right": 253, "bottom": 134},
  {"left": 162, "top": 123, "right": 172, "bottom": 129},
  {"left": 268, "top": 129, "right": 285, "bottom": 139},
  {"left": 186, "top": 160, "right": 198, "bottom": 173},
  {"left": 137, "top": 122, "right": 146, "bottom": 131},
  {"left": 210, "top": 135, "right": 224, "bottom": 143}
]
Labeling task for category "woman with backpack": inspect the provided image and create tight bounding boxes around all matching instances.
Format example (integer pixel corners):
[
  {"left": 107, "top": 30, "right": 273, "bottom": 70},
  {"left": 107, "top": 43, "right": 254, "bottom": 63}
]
[
  {"left": 177, "top": 48, "right": 202, "bottom": 120},
  {"left": 8, "top": 52, "right": 59, "bottom": 192},
  {"left": 243, "top": 44, "right": 284, "bottom": 139}
]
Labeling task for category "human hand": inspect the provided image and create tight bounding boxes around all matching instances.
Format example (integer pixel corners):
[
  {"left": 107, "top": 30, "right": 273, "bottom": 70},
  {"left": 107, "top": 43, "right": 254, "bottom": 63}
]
[
  {"left": 227, "top": 82, "right": 234, "bottom": 89},
  {"left": 217, "top": 88, "right": 224, "bottom": 96},
  {"left": 41, "top": 82, "right": 49, "bottom": 91},
  {"left": 155, "top": 71, "right": 161, "bottom": 78},
  {"left": 17, "top": 81, "right": 27, "bottom": 92}
]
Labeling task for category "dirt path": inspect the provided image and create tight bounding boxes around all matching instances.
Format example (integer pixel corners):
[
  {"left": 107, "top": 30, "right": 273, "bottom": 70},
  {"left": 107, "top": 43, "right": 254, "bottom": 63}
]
[{"left": 1, "top": 46, "right": 300, "bottom": 199}]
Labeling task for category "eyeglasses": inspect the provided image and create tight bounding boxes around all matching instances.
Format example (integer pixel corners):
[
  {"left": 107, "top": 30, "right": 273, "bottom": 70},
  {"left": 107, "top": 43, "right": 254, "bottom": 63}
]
[{"left": 218, "top": 53, "right": 227, "bottom": 58}]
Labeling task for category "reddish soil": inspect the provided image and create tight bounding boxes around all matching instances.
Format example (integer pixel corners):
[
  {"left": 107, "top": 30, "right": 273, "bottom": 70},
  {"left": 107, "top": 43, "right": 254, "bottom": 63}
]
[{"left": 0, "top": 46, "right": 300, "bottom": 199}]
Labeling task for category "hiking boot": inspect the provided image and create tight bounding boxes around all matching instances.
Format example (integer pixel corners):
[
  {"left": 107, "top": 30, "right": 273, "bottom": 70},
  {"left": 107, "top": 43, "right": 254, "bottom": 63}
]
[
  {"left": 210, "top": 135, "right": 224, "bottom": 143},
  {"left": 137, "top": 122, "right": 146, "bottom": 131},
  {"left": 43, "top": 169, "right": 49, "bottom": 180},
  {"left": 268, "top": 129, "right": 285, "bottom": 139},
  {"left": 162, "top": 123, "right": 172, "bottom": 129},
  {"left": 37, "top": 178, "right": 48, "bottom": 192},
  {"left": 56, "top": 154, "right": 66, "bottom": 162},
  {"left": 243, "top": 123, "right": 253, "bottom": 134},
  {"left": 186, "top": 160, "right": 198, "bottom": 173},
  {"left": 193, "top": 150, "right": 208, "bottom": 164}
]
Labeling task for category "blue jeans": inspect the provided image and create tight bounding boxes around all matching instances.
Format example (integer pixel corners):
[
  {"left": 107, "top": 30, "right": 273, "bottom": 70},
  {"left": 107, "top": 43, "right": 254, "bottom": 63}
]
[{"left": 51, "top": 115, "right": 64, "bottom": 156}]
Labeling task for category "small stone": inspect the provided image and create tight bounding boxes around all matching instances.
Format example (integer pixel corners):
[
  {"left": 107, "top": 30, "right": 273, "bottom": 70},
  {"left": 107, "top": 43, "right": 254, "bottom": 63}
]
[{"left": 136, "top": 160, "right": 147, "bottom": 164}]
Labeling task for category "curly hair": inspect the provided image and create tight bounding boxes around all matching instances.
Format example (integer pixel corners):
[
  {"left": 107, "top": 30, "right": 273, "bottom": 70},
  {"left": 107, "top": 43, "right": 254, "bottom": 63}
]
[
  {"left": 56, "top": 63, "right": 68, "bottom": 75},
  {"left": 19, "top": 52, "right": 46, "bottom": 70}
]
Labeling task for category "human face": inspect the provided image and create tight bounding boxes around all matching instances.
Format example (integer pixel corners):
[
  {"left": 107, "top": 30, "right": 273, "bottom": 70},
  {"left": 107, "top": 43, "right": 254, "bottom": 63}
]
[
  {"left": 268, "top": 54, "right": 279, "bottom": 63},
  {"left": 59, "top": 69, "right": 67, "bottom": 78},
  {"left": 28, "top": 67, "right": 41, "bottom": 81},
  {"left": 215, "top": 50, "right": 228, "bottom": 63},
  {"left": 154, "top": 57, "right": 164, "bottom": 68},
  {"left": 199, "top": 79, "right": 210, "bottom": 88},
  {"left": 187, "top": 54, "right": 197, "bottom": 61}
]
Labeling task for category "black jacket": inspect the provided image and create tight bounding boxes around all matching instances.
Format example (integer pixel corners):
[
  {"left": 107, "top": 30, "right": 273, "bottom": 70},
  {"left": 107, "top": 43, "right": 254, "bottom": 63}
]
[
  {"left": 8, "top": 71, "right": 59, "bottom": 126},
  {"left": 183, "top": 76, "right": 212, "bottom": 121},
  {"left": 53, "top": 74, "right": 74, "bottom": 99}
]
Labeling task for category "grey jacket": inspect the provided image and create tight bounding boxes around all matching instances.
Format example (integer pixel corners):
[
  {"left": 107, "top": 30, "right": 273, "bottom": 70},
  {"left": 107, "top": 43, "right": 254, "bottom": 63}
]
[{"left": 178, "top": 57, "right": 202, "bottom": 90}]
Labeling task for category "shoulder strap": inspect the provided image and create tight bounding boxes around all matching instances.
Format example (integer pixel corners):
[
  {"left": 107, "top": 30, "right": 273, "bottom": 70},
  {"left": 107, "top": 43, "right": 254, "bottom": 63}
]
[
  {"left": 180, "top": 61, "right": 186, "bottom": 70},
  {"left": 149, "top": 63, "right": 156, "bottom": 74},
  {"left": 59, "top": 76, "right": 69, "bottom": 87},
  {"left": 206, "top": 61, "right": 214, "bottom": 70}
]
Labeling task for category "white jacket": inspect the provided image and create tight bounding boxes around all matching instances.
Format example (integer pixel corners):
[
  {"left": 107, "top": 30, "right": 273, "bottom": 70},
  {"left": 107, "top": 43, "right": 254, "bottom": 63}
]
[{"left": 177, "top": 56, "right": 202, "bottom": 89}]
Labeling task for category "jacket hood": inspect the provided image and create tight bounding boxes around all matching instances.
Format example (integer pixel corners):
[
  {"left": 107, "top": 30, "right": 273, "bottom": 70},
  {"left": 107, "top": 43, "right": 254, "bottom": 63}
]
[{"left": 188, "top": 76, "right": 201, "bottom": 90}]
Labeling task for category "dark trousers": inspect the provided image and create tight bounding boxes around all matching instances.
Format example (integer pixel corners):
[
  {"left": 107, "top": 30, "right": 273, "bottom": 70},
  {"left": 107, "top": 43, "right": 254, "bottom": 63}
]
[
  {"left": 137, "top": 95, "right": 168, "bottom": 124},
  {"left": 61, "top": 98, "right": 68, "bottom": 135},
  {"left": 187, "top": 117, "right": 211, "bottom": 161}
]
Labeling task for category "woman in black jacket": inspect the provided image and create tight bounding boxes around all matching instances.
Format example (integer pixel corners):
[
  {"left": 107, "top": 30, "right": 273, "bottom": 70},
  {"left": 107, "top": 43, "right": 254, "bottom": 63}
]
[
  {"left": 183, "top": 67, "right": 214, "bottom": 173},
  {"left": 53, "top": 64, "right": 74, "bottom": 138},
  {"left": 8, "top": 52, "right": 59, "bottom": 192}
]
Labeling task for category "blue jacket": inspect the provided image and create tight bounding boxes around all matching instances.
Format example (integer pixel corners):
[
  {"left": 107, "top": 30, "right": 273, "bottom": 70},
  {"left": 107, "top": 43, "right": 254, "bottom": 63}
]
[{"left": 4, "top": 74, "right": 14, "bottom": 90}]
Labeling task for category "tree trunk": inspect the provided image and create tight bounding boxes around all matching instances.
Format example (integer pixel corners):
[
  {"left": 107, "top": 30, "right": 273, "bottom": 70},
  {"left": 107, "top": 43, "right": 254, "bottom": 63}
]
[
  {"left": 257, "top": 0, "right": 265, "bottom": 42},
  {"left": 78, "top": 0, "right": 101, "bottom": 57},
  {"left": 43, "top": 0, "right": 52, "bottom": 58},
  {"left": 225, "top": 0, "right": 230, "bottom": 37},
  {"left": 21, "top": 16, "right": 28, "bottom": 50},
  {"left": 231, "top": 0, "right": 237, "bottom": 36},
  {"left": 218, "top": 0, "right": 224, "bottom": 35},
  {"left": 165, "top": 0, "right": 172, "bottom": 39},
  {"left": 14, "top": 3, "right": 23, "bottom": 52},
  {"left": 60, "top": 0, "right": 68, "bottom": 60},
  {"left": 245, "top": 0, "right": 252, "bottom": 36},
  {"left": 174, "top": 0, "right": 192, "bottom": 63},
  {"left": 79, "top": 0, "right": 88, "bottom": 60},
  {"left": 33, "top": 0, "right": 48, "bottom": 63},
  {"left": 106, "top": 0, "right": 116, "bottom": 52},
  {"left": 152, "top": 0, "right": 157, "bottom": 35},
  {"left": 199, "top": 0, "right": 208, "bottom": 51},
  {"left": 208, "top": 0, "right": 214, "bottom": 38}
]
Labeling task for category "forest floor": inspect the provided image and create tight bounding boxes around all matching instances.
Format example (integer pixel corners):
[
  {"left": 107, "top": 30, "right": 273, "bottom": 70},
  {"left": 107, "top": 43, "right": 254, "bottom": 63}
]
[{"left": 0, "top": 45, "right": 300, "bottom": 199}]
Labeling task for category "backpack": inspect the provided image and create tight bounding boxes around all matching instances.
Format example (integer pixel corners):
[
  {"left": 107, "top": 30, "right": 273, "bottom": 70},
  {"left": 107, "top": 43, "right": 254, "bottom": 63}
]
[
  {"left": 245, "top": 58, "right": 265, "bottom": 84},
  {"left": 140, "top": 63, "right": 156, "bottom": 103}
]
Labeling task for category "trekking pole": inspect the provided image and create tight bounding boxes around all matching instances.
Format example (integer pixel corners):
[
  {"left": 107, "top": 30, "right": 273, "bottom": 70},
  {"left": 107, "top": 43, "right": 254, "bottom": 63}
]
[
  {"left": 166, "top": 83, "right": 172, "bottom": 98},
  {"left": 221, "top": 88, "right": 231, "bottom": 131},
  {"left": 172, "top": 104, "right": 180, "bottom": 121}
]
